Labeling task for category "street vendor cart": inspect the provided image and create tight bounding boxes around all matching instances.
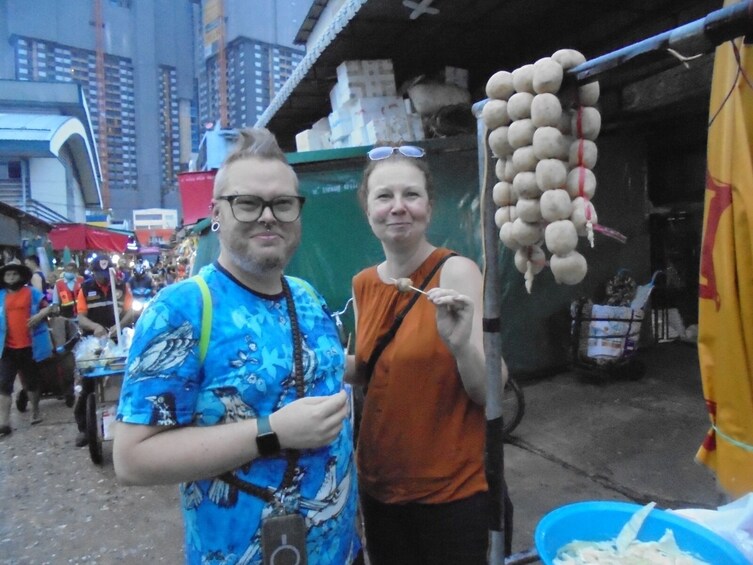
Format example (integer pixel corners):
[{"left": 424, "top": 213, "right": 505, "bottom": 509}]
[{"left": 77, "top": 354, "right": 126, "bottom": 465}]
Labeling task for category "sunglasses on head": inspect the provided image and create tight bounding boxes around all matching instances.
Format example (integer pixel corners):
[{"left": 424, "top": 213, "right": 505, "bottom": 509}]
[{"left": 367, "top": 145, "right": 426, "bottom": 161}]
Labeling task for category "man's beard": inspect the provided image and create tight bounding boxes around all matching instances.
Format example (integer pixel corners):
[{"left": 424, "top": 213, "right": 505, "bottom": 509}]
[
  {"left": 5, "top": 282, "right": 25, "bottom": 291},
  {"left": 224, "top": 228, "right": 301, "bottom": 280},
  {"left": 227, "top": 248, "right": 285, "bottom": 278}
]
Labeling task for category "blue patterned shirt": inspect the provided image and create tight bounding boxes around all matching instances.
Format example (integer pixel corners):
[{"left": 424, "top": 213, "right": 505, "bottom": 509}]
[{"left": 117, "top": 263, "right": 360, "bottom": 564}]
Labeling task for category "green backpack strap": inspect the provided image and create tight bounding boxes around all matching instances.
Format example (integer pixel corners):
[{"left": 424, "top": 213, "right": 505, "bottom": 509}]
[
  {"left": 287, "top": 276, "right": 321, "bottom": 305},
  {"left": 190, "top": 275, "right": 212, "bottom": 365}
]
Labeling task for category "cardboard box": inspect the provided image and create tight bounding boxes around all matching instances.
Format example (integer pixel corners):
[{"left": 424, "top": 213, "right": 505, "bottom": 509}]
[
  {"left": 348, "top": 96, "right": 407, "bottom": 130},
  {"left": 330, "top": 59, "right": 397, "bottom": 109},
  {"left": 328, "top": 107, "right": 354, "bottom": 141},
  {"left": 366, "top": 115, "right": 413, "bottom": 145},
  {"left": 295, "top": 128, "right": 333, "bottom": 152}
]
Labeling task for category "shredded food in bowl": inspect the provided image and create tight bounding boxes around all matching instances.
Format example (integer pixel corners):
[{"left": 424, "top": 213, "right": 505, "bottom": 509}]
[{"left": 554, "top": 502, "right": 709, "bottom": 564}]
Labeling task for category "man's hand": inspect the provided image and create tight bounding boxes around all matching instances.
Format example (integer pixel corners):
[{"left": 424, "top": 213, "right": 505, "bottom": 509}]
[
  {"left": 93, "top": 324, "right": 109, "bottom": 338},
  {"left": 269, "top": 391, "right": 348, "bottom": 450}
]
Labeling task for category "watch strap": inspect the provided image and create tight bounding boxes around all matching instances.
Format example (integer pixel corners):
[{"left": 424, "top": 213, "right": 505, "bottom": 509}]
[{"left": 257, "top": 415, "right": 272, "bottom": 436}]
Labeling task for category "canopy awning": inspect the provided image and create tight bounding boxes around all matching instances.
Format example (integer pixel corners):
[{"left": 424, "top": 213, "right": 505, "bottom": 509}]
[{"left": 48, "top": 223, "right": 130, "bottom": 253}]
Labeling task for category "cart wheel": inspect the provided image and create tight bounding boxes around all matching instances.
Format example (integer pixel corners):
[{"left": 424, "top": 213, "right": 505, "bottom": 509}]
[
  {"left": 16, "top": 389, "right": 28, "bottom": 412},
  {"left": 65, "top": 393, "right": 75, "bottom": 408},
  {"left": 86, "top": 393, "right": 103, "bottom": 465},
  {"left": 502, "top": 378, "right": 526, "bottom": 439}
]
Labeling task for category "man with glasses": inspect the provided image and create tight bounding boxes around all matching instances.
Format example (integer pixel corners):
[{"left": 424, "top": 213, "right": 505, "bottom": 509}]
[{"left": 114, "top": 128, "right": 361, "bottom": 565}]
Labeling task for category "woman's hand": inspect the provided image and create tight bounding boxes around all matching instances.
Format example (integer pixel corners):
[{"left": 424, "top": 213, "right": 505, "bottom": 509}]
[{"left": 427, "top": 287, "right": 474, "bottom": 353}]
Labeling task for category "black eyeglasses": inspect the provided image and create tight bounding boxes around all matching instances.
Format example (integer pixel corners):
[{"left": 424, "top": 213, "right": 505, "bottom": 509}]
[
  {"left": 216, "top": 195, "right": 306, "bottom": 223},
  {"left": 367, "top": 145, "right": 426, "bottom": 161}
]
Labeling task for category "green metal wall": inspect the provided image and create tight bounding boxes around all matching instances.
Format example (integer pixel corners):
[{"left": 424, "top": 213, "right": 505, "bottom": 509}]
[
  {"left": 191, "top": 130, "right": 652, "bottom": 376},
  {"left": 285, "top": 136, "right": 482, "bottom": 338}
]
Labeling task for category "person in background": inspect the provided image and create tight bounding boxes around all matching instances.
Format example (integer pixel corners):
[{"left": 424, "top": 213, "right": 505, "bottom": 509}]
[
  {"left": 129, "top": 261, "right": 154, "bottom": 294},
  {"left": 113, "top": 127, "right": 361, "bottom": 565},
  {"left": 347, "top": 144, "right": 507, "bottom": 565},
  {"left": 72, "top": 257, "right": 134, "bottom": 447},
  {"left": 165, "top": 265, "right": 177, "bottom": 286},
  {"left": 176, "top": 257, "right": 188, "bottom": 281},
  {"left": 1, "top": 248, "right": 19, "bottom": 267},
  {"left": 53, "top": 262, "right": 84, "bottom": 320},
  {"left": 24, "top": 255, "right": 48, "bottom": 295},
  {"left": 0, "top": 261, "right": 55, "bottom": 433},
  {"left": 117, "top": 258, "right": 131, "bottom": 284}
]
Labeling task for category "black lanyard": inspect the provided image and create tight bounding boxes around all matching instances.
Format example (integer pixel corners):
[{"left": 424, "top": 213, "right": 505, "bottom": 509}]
[{"left": 218, "top": 276, "right": 304, "bottom": 506}]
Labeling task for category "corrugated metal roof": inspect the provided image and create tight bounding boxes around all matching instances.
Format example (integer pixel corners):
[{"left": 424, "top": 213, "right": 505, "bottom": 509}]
[
  {"left": 0, "top": 113, "right": 72, "bottom": 146},
  {"left": 258, "top": 0, "right": 723, "bottom": 150},
  {"left": 0, "top": 112, "right": 102, "bottom": 208}
]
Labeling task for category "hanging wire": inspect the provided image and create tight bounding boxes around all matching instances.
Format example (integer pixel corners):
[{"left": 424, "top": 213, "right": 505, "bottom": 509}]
[{"left": 708, "top": 39, "right": 748, "bottom": 128}]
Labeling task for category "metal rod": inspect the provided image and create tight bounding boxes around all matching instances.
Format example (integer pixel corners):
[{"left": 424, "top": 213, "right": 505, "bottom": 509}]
[{"left": 568, "top": 0, "right": 753, "bottom": 85}]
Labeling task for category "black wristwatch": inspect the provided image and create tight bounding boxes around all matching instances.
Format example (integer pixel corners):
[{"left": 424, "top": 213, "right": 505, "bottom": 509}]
[{"left": 255, "top": 415, "right": 281, "bottom": 457}]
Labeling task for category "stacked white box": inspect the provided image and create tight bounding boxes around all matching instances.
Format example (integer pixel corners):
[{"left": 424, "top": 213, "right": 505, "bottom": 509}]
[
  {"left": 336, "top": 59, "right": 397, "bottom": 98},
  {"left": 295, "top": 129, "right": 333, "bottom": 152},
  {"left": 366, "top": 116, "right": 414, "bottom": 145},
  {"left": 295, "top": 117, "right": 334, "bottom": 152},
  {"left": 328, "top": 106, "right": 354, "bottom": 141},
  {"left": 348, "top": 96, "right": 407, "bottom": 129},
  {"left": 406, "top": 113, "right": 426, "bottom": 141}
]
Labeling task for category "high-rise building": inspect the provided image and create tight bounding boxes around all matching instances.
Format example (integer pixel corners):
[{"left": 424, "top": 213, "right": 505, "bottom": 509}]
[
  {"left": 0, "top": 0, "right": 310, "bottom": 223},
  {"left": 196, "top": 0, "right": 306, "bottom": 131},
  {"left": 0, "top": 0, "right": 196, "bottom": 221}
]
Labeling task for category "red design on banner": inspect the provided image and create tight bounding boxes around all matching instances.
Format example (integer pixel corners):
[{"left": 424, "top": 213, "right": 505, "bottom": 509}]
[
  {"left": 702, "top": 399, "right": 718, "bottom": 452},
  {"left": 699, "top": 173, "right": 732, "bottom": 309}
]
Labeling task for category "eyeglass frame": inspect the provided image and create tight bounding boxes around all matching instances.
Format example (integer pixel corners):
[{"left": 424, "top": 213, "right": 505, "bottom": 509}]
[
  {"left": 215, "top": 194, "right": 306, "bottom": 223},
  {"left": 367, "top": 145, "right": 426, "bottom": 161}
]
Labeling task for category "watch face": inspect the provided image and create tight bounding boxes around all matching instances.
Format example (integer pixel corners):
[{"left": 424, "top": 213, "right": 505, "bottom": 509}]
[{"left": 256, "top": 432, "right": 281, "bottom": 456}]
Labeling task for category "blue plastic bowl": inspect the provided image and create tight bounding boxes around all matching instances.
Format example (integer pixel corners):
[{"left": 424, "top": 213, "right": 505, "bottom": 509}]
[{"left": 534, "top": 500, "right": 748, "bottom": 564}]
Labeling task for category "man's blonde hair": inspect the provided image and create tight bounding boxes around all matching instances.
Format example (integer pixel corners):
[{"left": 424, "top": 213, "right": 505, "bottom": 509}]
[{"left": 212, "top": 128, "right": 296, "bottom": 197}]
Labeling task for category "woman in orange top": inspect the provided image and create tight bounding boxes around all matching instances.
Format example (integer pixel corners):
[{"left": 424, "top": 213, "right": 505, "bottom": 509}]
[{"left": 348, "top": 145, "right": 507, "bottom": 564}]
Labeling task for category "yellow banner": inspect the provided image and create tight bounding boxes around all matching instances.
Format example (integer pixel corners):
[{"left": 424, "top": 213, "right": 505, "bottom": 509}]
[{"left": 696, "top": 5, "right": 753, "bottom": 498}]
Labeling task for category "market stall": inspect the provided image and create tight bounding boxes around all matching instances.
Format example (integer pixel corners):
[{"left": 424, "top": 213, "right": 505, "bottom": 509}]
[
  {"left": 48, "top": 223, "right": 129, "bottom": 253},
  {"left": 478, "top": 1, "right": 753, "bottom": 562}
]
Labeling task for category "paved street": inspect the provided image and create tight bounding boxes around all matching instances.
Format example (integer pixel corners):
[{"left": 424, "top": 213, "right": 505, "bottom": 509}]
[{"left": 1, "top": 341, "right": 726, "bottom": 563}]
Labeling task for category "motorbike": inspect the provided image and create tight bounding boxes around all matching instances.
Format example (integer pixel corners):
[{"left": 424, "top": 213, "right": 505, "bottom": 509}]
[{"left": 131, "top": 286, "right": 154, "bottom": 317}]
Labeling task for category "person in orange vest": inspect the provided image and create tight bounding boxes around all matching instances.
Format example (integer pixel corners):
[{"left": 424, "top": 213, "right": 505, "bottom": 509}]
[
  {"left": 73, "top": 257, "right": 134, "bottom": 447},
  {"left": 52, "top": 262, "right": 84, "bottom": 319}
]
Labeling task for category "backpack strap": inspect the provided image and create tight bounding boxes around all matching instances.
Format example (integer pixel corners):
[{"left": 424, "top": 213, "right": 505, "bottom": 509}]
[
  {"left": 191, "top": 275, "right": 212, "bottom": 365},
  {"left": 287, "top": 276, "right": 323, "bottom": 304}
]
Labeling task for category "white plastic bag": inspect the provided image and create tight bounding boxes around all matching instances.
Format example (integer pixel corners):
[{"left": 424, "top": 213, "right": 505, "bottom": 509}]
[{"left": 671, "top": 492, "right": 753, "bottom": 561}]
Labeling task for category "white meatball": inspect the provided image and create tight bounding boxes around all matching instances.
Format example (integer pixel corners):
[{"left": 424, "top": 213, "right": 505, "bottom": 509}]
[
  {"left": 535, "top": 159, "right": 568, "bottom": 191},
  {"left": 532, "top": 57, "right": 564, "bottom": 94},
  {"left": 507, "top": 92, "right": 534, "bottom": 121},
  {"left": 511, "top": 64, "right": 535, "bottom": 93},
  {"left": 545, "top": 220, "right": 579, "bottom": 256},
  {"left": 540, "top": 189, "right": 573, "bottom": 222}
]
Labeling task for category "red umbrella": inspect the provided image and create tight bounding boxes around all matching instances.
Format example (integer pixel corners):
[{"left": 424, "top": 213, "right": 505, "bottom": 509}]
[{"left": 48, "top": 223, "right": 129, "bottom": 253}]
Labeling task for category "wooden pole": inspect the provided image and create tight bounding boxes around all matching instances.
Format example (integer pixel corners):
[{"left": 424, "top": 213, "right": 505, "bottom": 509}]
[
  {"left": 108, "top": 266, "right": 122, "bottom": 343},
  {"left": 473, "top": 111, "right": 510, "bottom": 564}
]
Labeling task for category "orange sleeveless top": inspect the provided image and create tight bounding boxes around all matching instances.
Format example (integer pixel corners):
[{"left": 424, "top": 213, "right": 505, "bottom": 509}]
[{"left": 353, "top": 248, "right": 487, "bottom": 504}]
